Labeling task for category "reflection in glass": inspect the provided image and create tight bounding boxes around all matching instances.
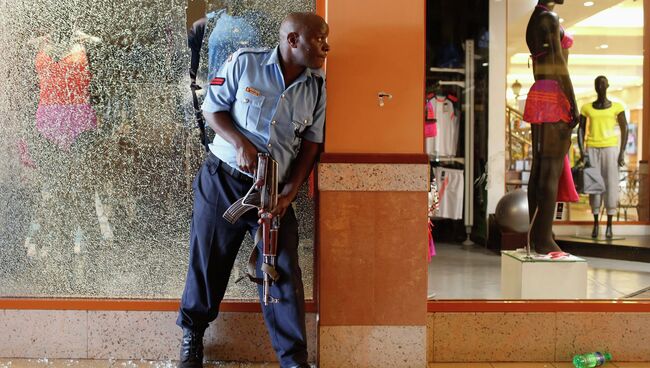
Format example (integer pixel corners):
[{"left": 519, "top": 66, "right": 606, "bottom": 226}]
[{"left": 0, "top": 0, "right": 315, "bottom": 299}]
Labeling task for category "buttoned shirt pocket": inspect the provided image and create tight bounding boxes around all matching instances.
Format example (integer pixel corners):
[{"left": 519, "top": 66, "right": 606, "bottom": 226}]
[
  {"left": 291, "top": 111, "right": 313, "bottom": 147},
  {"left": 235, "top": 89, "right": 265, "bottom": 131}
]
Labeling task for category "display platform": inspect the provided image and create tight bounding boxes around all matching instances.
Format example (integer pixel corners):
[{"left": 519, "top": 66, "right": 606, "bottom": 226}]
[
  {"left": 501, "top": 250, "right": 587, "bottom": 299},
  {"left": 556, "top": 235, "right": 650, "bottom": 263},
  {"left": 572, "top": 235, "right": 625, "bottom": 241}
]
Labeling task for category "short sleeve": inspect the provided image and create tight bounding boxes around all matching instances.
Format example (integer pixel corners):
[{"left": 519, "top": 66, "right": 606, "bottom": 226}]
[
  {"left": 580, "top": 103, "right": 588, "bottom": 117},
  {"left": 613, "top": 102, "right": 625, "bottom": 116},
  {"left": 301, "top": 78, "right": 327, "bottom": 144},
  {"left": 201, "top": 55, "right": 242, "bottom": 113}
]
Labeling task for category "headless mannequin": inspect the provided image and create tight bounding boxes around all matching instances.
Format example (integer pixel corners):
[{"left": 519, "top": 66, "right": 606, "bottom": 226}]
[
  {"left": 578, "top": 76, "right": 629, "bottom": 238},
  {"left": 525, "top": 0, "right": 579, "bottom": 254}
]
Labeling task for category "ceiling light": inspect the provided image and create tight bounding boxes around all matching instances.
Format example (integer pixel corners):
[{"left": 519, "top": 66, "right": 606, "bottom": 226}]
[
  {"left": 599, "top": 44, "right": 609, "bottom": 49},
  {"left": 482, "top": 62, "right": 489, "bottom": 67},
  {"left": 559, "top": 18, "right": 565, "bottom": 23},
  {"left": 584, "top": 1, "right": 595, "bottom": 6}
]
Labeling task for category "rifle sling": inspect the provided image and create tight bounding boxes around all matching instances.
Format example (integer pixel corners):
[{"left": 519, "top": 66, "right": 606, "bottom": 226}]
[{"left": 246, "top": 226, "right": 280, "bottom": 284}]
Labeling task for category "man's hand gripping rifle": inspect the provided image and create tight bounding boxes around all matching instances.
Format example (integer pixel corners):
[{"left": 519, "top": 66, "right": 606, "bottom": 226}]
[{"left": 222, "top": 153, "right": 280, "bottom": 305}]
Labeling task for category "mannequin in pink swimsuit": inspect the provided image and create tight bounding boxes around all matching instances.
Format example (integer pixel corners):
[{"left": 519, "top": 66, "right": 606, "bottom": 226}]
[{"left": 523, "top": 0, "right": 580, "bottom": 254}]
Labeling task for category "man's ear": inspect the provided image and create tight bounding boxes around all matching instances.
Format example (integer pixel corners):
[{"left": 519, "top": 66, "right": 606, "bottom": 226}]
[{"left": 287, "top": 32, "right": 300, "bottom": 48}]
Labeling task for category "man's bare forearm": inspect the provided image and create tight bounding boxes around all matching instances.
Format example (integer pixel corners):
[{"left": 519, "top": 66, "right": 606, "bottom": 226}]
[
  {"left": 281, "top": 140, "right": 321, "bottom": 201},
  {"left": 204, "top": 110, "right": 248, "bottom": 148}
]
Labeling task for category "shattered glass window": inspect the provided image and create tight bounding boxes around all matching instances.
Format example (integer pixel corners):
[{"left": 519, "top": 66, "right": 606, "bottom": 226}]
[{"left": 0, "top": 0, "right": 315, "bottom": 299}]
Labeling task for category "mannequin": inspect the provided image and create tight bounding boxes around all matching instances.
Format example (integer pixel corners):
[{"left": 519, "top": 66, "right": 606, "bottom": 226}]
[
  {"left": 578, "top": 76, "right": 629, "bottom": 238},
  {"left": 523, "top": 0, "right": 579, "bottom": 254}
]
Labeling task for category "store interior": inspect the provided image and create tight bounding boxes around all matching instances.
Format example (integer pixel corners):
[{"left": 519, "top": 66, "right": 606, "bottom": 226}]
[
  {"left": 506, "top": 0, "right": 644, "bottom": 221},
  {"left": 427, "top": 0, "right": 650, "bottom": 300}
]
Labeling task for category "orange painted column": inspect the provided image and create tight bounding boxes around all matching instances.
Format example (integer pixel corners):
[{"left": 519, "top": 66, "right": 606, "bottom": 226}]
[{"left": 317, "top": 1, "right": 428, "bottom": 366}]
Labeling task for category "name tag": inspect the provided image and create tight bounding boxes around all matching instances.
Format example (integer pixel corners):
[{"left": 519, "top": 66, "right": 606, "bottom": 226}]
[{"left": 245, "top": 86, "right": 261, "bottom": 97}]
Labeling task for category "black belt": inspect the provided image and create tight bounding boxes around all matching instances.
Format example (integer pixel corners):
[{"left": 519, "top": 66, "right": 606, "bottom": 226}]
[{"left": 207, "top": 152, "right": 254, "bottom": 184}]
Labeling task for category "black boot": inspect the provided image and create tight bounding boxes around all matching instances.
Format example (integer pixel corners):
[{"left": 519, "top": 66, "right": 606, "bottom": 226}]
[
  {"left": 606, "top": 215, "right": 614, "bottom": 239},
  {"left": 605, "top": 225, "right": 613, "bottom": 239},
  {"left": 591, "top": 214, "right": 599, "bottom": 238},
  {"left": 178, "top": 328, "right": 204, "bottom": 368}
]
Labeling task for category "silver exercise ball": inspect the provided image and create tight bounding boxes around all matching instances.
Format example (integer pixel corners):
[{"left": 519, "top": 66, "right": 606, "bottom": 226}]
[{"left": 495, "top": 189, "right": 529, "bottom": 233}]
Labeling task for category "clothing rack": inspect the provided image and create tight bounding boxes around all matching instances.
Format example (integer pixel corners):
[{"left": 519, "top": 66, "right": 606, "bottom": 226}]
[
  {"left": 431, "top": 157, "right": 465, "bottom": 165},
  {"left": 439, "top": 81, "right": 466, "bottom": 88},
  {"left": 426, "top": 40, "right": 475, "bottom": 245},
  {"left": 463, "top": 40, "right": 475, "bottom": 246},
  {"left": 429, "top": 67, "right": 465, "bottom": 74}
]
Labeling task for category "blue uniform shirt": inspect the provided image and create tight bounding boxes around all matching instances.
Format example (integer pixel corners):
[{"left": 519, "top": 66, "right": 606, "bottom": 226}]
[{"left": 202, "top": 47, "right": 326, "bottom": 183}]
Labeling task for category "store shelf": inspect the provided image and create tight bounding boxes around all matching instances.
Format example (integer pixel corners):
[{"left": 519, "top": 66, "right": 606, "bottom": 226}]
[
  {"left": 430, "top": 156, "right": 465, "bottom": 164},
  {"left": 439, "top": 80, "right": 465, "bottom": 88},
  {"left": 429, "top": 67, "right": 465, "bottom": 74}
]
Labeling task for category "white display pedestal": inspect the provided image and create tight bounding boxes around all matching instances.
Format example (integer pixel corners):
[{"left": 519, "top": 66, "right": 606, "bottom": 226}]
[{"left": 501, "top": 250, "right": 588, "bottom": 299}]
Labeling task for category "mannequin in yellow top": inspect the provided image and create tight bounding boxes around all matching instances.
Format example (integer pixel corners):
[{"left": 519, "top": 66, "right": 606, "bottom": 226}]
[{"left": 577, "top": 76, "right": 629, "bottom": 238}]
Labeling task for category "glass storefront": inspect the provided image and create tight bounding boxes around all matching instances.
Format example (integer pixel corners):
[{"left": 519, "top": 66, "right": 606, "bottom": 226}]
[{"left": 0, "top": 0, "right": 315, "bottom": 299}]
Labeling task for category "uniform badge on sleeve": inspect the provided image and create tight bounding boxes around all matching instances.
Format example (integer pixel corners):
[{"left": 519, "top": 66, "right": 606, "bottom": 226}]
[{"left": 210, "top": 77, "right": 225, "bottom": 86}]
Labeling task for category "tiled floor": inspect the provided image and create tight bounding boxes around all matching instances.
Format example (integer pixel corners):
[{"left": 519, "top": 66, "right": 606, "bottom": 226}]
[
  {"left": 0, "top": 360, "right": 283, "bottom": 368},
  {"left": 3, "top": 360, "right": 650, "bottom": 368},
  {"left": 429, "top": 364, "right": 650, "bottom": 367},
  {"left": 428, "top": 242, "right": 650, "bottom": 299}
]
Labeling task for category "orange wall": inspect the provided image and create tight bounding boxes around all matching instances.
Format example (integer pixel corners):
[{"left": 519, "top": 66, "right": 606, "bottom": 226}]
[
  {"left": 319, "top": 191, "right": 428, "bottom": 326},
  {"left": 324, "top": 1, "right": 425, "bottom": 154}
]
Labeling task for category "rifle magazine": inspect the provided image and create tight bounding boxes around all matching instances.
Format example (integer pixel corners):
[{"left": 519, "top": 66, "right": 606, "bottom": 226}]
[{"left": 222, "top": 191, "right": 262, "bottom": 224}]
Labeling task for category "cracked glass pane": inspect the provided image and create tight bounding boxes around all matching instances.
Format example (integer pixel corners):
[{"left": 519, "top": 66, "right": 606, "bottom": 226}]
[{"left": 0, "top": 0, "right": 315, "bottom": 299}]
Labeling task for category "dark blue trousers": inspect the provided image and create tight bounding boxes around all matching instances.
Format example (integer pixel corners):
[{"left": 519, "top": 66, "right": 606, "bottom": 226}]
[{"left": 177, "top": 154, "right": 308, "bottom": 367}]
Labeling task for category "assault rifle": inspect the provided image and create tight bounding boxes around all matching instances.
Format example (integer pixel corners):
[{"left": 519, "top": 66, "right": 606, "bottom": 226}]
[
  {"left": 223, "top": 153, "right": 280, "bottom": 305},
  {"left": 190, "top": 82, "right": 209, "bottom": 152}
]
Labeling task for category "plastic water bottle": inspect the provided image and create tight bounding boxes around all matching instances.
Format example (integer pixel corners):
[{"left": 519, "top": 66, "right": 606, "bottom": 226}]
[{"left": 572, "top": 352, "right": 612, "bottom": 368}]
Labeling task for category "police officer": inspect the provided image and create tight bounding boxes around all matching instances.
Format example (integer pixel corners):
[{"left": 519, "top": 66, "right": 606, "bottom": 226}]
[{"left": 176, "top": 12, "right": 329, "bottom": 368}]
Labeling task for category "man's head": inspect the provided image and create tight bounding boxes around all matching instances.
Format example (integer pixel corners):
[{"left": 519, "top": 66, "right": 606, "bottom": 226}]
[{"left": 279, "top": 12, "right": 330, "bottom": 69}]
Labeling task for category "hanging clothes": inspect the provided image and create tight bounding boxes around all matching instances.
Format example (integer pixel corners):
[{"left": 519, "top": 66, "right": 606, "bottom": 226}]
[
  {"left": 425, "top": 95, "right": 459, "bottom": 157},
  {"left": 432, "top": 166, "right": 464, "bottom": 220},
  {"left": 35, "top": 45, "right": 97, "bottom": 151}
]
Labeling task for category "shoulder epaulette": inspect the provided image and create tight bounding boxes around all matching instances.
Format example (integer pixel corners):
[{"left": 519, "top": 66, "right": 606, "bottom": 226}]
[
  {"left": 234, "top": 47, "right": 269, "bottom": 57},
  {"left": 225, "top": 47, "right": 270, "bottom": 64}
]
